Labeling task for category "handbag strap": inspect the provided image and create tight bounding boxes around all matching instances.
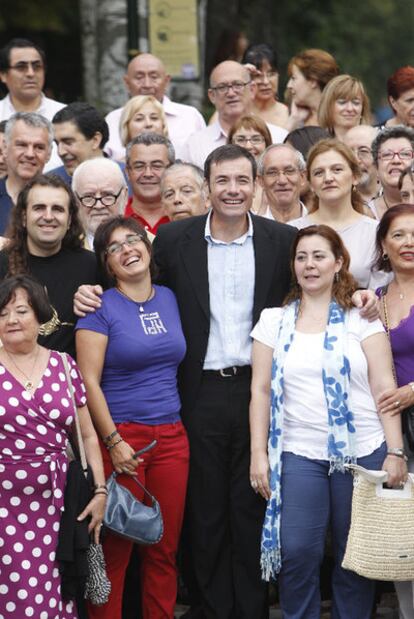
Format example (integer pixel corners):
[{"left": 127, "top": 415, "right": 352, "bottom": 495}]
[
  {"left": 60, "top": 352, "right": 88, "bottom": 476},
  {"left": 381, "top": 293, "right": 398, "bottom": 385},
  {"left": 111, "top": 472, "right": 158, "bottom": 505}
]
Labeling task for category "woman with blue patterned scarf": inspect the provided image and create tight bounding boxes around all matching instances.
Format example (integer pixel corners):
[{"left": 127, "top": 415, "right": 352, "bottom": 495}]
[{"left": 249, "top": 224, "right": 407, "bottom": 619}]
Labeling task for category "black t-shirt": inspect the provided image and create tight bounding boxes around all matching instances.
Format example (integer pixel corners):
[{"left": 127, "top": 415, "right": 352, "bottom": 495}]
[{"left": 0, "top": 247, "right": 101, "bottom": 358}]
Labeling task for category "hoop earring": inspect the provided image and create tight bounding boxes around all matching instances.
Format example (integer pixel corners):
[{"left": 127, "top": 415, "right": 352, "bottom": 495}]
[{"left": 382, "top": 253, "right": 389, "bottom": 261}]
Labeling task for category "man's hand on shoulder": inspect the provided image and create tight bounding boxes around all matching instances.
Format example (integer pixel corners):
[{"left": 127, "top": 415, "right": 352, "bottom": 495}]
[{"left": 74, "top": 284, "right": 103, "bottom": 317}]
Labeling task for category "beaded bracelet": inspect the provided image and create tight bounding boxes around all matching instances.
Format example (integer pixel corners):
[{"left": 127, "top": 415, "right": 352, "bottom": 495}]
[
  {"left": 107, "top": 438, "right": 124, "bottom": 451},
  {"left": 103, "top": 429, "right": 119, "bottom": 445}
]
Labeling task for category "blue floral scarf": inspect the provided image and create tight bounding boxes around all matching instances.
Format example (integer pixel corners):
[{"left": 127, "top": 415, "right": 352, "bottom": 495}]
[{"left": 260, "top": 299, "right": 357, "bottom": 581}]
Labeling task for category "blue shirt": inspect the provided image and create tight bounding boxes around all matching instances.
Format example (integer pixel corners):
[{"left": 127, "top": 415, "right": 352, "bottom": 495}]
[
  {"left": 203, "top": 212, "right": 255, "bottom": 369},
  {"left": 0, "top": 178, "right": 13, "bottom": 235},
  {"left": 76, "top": 285, "right": 186, "bottom": 424}
]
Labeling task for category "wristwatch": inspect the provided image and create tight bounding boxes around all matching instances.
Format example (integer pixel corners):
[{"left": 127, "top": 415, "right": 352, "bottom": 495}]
[{"left": 387, "top": 447, "right": 408, "bottom": 461}]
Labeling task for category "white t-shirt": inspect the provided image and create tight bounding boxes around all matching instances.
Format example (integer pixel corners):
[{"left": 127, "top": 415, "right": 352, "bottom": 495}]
[{"left": 251, "top": 306, "right": 385, "bottom": 460}]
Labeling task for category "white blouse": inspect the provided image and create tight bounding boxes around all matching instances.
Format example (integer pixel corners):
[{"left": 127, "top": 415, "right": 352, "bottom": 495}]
[{"left": 251, "top": 307, "right": 386, "bottom": 460}]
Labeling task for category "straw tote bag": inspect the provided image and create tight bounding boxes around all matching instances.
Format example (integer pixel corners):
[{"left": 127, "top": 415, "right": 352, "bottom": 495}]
[{"left": 342, "top": 464, "right": 414, "bottom": 581}]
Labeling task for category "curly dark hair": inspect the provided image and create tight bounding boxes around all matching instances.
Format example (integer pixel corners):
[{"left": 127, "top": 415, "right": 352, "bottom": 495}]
[
  {"left": 5, "top": 174, "right": 85, "bottom": 276},
  {"left": 93, "top": 215, "right": 157, "bottom": 282}
]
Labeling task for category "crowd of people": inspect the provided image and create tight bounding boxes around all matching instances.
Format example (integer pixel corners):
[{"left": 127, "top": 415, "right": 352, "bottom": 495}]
[{"left": 0, "top": 33, "right": 413, "bottom": 619}]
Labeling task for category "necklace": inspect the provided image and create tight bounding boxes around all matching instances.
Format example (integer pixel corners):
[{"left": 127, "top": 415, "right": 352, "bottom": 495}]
[
  {"left": 393, "top": 282, "right": 412, "bottom": 301},
  {"left": 5, "top": 346, "right": 40, "bottom": 392},
  {"left": 117, "top": 285, "right": 154, "bottom": 312}
]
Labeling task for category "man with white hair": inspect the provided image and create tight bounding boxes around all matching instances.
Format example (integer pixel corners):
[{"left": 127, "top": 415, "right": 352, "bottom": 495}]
[
  {"left": 183, "top": 60, "right": 287, "bottom": 169},
  {"left": 72, "top": 158, "right": 128, "bottom": 249},
  {"left": 160, "top": 162, "right": 208, "bottom": 221},
  {"left": 343, "top": 125, "right": 379, "bottom": 210},
  {"left": 258, "top": 143, "right": 308, "bottom": 223},
  {"left": 105, "top": 53, "right": 206, "bottom": 160},
  {"left": 0, "top": 111, "right": 52, "bottom": 233}
]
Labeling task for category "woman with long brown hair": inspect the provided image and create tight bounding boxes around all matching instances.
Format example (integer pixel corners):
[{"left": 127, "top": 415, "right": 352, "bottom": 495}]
[
  {"left": 290, "top": 138, "right": 389, "bottom": 288},
  {"left": 250, "top": 224, "right": 406, "bottom": 618}
]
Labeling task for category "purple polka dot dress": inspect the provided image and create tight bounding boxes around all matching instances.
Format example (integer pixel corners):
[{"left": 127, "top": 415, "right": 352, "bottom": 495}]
[{"left": 0, "top": 351, "right": 87, "bottom": 619}]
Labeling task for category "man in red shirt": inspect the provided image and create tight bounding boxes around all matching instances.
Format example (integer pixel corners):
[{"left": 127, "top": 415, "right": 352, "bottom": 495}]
[{"left": 125, "top": 132, "right": 175, "bottom": 236}]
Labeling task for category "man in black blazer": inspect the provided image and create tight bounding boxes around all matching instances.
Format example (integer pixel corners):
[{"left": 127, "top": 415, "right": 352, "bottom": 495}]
[{"left": 153, "top": 144, "right": 297, "bottom": 619}]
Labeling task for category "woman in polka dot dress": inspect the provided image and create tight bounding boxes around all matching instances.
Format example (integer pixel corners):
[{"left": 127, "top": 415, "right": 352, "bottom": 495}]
[{"left": 0, "top": 275, "right": 107, "bottom": 619}]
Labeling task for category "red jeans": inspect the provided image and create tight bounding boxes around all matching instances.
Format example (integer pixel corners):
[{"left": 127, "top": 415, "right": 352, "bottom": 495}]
[{"left": 88, "top": 421, "right": 189, "bottom": 619}]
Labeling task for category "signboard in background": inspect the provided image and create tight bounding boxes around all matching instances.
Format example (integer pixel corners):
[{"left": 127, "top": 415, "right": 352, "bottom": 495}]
[{"left": 148, "top": 0, "right": 199, "bottom": 80}]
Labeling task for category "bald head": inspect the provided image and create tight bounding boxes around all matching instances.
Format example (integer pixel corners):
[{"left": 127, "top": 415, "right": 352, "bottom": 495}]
[
  {"left": 124, "top": 53, "right": 170, "bottom": 101},
  {"left": 208, "top": 61, "right": 255, "bottom": 128},
  {"left": 344, "top": 124, "right": 378, "bottom": 147},
  {"left": 73, "top": 158, "right": 128, "bottom": 236},
  {"left": 210, "top": 61, "right": 250, "bottom": 87}
]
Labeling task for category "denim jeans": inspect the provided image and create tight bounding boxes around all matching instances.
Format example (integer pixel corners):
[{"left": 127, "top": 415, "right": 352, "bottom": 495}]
[{"left": 278, "top": 442, "right": 387, "bottom": 619}]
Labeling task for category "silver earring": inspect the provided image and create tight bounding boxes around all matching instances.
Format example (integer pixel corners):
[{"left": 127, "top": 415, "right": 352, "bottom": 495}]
[{"left": 334, "top": 272, "right": 339, "bottom": 282}]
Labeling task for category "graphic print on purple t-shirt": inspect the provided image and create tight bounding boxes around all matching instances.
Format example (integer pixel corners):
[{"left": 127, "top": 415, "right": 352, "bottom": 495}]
[
  {"left": 139, "top": 312, "right": 168, "bottom": 335},
  {"left": 76, "top": 284, "right": 186, "bottom": 425}
]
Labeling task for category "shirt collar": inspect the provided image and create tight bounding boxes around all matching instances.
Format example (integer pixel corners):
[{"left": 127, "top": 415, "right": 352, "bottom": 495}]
[
  {"left": 211, "top": 120, "right": 228, "bottom": 141},
  {"left": 204, "top": 210, "right": 253, "bottom": 245},
  {"left": 4, "top": 92, "right": 46, "bottom": 115}
]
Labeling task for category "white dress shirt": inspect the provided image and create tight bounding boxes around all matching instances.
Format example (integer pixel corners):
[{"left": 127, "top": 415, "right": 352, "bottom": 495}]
[
  {"left": 104, "top": 95, "right": 206, "bottom": 161},
  {"left": 203, "top": 211, "right": 255, "bottom": 369},
  {"left": 183, "top": 120, "right": 288, "bottom": 170},
  {"left": 0, "top": 93, "right": 65, "bottom": 171}
]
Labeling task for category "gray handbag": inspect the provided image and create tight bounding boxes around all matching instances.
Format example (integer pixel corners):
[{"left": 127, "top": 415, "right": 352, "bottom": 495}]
[{"left": 104, "top": 441, "right": 163, "bottom": 545}]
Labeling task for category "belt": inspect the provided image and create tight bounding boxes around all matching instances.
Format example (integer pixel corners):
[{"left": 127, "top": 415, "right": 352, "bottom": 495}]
[{"left": 202, "top": 365, "right": 251, "bottom": 378}]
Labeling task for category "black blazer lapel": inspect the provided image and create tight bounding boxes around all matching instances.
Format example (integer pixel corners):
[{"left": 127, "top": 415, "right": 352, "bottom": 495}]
[
  {"left": 252, "top": 218, "right": 279, "bottom": 325},
  {"left": 179, "top": 216, "right": 210, "bottom": 321}
]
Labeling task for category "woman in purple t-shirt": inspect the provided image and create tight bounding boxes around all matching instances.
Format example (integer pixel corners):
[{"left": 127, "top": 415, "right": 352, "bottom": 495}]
[
  {"left": 374, "top": 204, "right": 414, "bottom": 619},
  {"left": 76, "top": 216, "right": 189, "bottom": 619}
]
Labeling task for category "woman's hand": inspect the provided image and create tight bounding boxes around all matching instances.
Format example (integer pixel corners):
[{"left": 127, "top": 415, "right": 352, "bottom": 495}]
[
  {"left": 382, "top": 454, "right": 408, "bottom": 487},
  {"left": 109, "top": 440, "right": 142, "bottom": 475},
  {"left": 77, "top": 493, "right": 107, "bottom": 544},
  {"left": 250, "top": 451, "right": 271, "bottom": 500},
  {"left": 378, "top": 385, "right": 414, "bottom": 415},
  {"left": 286, "top": 101, "right": 312, "bottom": 131}
]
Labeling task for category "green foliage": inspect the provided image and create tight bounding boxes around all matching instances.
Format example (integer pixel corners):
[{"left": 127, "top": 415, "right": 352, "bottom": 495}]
[{"left": 0, "top": 0, "right": 77, "bottom": 33}]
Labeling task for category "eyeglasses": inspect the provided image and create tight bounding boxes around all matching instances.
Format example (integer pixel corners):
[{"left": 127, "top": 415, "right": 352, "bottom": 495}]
[
  {"left": 378, "top": 149, "right": 414, "bottom": 162},
  {"left": 210, "top": 81, "right": 250, "bottom": 95},
  {"left": 253, "top": 71, "right": 278, "bottom": 82},
  {"left": 263, "top": 166, "right": 300, "bottom": 178},
  {"left": 353, "top": 147, "right": 372, "bottom": 160},
  {"left": 105, "top": 234, "right": 144, "bottom": 256},
  {"left": 233, "top": 135, "right": 265, "bottom": 146},
  {"left": 8, "top": 61, "right": 44, "bottom": 73},
  {"left": 129, "top": 161, "right": 167, "bottom": 174},
  {"left": 76, "top": 187, "right": 124, "bottom": 208}
]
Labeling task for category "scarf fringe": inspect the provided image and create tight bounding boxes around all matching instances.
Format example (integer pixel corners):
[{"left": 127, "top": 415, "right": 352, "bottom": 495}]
[
  {"left": 328, "top": 454, "right": 357, "bottom": 475},
  {"left": 260, "top": 548, "right": 281, "bottom": 582}
]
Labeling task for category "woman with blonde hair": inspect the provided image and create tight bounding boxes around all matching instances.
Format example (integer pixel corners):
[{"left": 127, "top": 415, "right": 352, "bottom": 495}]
[
  {"left": 290, "top": 138, "right": 388, "bottom": 289},
  {"left": 119, "top": 95, "right": 168, "bottom": 148},
  {"left": 318, "top": 75, "right": 371, "bottom": 141}
]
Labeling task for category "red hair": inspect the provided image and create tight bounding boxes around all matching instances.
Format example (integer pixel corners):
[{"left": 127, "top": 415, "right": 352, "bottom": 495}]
[{"left": 387, "top": 66, "right": 414, "bottom": 100}]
